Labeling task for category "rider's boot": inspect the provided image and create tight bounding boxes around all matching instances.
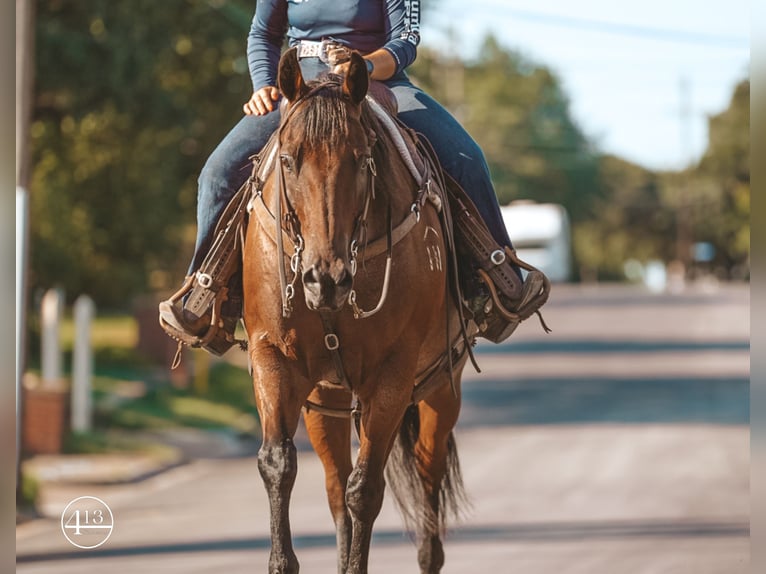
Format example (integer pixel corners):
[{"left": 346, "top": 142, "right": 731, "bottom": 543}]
[
  {"left": 480, "top": 265, "right": 549, "bottom": 342},
  {"left": 158, "top": 288, "right": 211, "bottom": 341},
  {"left": 158, "top": 267, "right": 243, "bottom": 357}
]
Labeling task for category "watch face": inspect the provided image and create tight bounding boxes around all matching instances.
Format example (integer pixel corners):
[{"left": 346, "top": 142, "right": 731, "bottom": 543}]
[{"left": 366, "top": 59, "right": 374, "bottom": 74}]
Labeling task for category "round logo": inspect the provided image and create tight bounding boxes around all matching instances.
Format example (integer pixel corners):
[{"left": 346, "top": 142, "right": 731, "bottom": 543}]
[{"left": 60, "top": 496, "right": 114, "bottom": 549}]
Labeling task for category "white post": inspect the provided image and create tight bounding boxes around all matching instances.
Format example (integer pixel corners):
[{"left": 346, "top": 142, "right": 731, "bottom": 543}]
[
  {"left": 72, "top": 296, "right": 95, "bottom": 433},
  {"left": 41, "top": 288, "right": 64, "bottom": 387},
  {"left": 16, "top": 187, "right": 29, "bottom": 481},
  {"left": 17, "top": 0, "right": 36, "bottom": 493}
]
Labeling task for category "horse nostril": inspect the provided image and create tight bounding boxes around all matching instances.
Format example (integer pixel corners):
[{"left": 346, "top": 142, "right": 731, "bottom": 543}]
[
  {"left": 336, "top": 268, "right": 352, "bottom": 289},
  {"left": 303, "top": 266, "right": 320, "bottom": 287}
]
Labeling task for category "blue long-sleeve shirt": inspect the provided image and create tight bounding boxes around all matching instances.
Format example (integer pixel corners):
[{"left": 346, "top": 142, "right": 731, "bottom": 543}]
[{"left": 247, "top": 0, "right": 421, "bottom": 91}]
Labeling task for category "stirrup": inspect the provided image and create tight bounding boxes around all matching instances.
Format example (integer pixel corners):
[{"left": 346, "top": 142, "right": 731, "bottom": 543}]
[
  {"left": 158, "top": 276, "right": 244, "bottom": 361},
  {"left": 477, "top": 247, "right": 552, "bottom": 342},
  {"left": 158, "top": 276, "right": 204, "bottom": 343}
]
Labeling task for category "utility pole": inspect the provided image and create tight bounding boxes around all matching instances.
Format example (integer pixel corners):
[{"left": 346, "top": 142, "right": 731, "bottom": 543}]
[
  {"left": 16, "top": 0, "right": 35, "bottom": 502},
  {"left": 676, "top": 74, "right": 693, "bottom": 273},
  {"left": 17, "top": 0, "right": 34, "bottom": 187}
]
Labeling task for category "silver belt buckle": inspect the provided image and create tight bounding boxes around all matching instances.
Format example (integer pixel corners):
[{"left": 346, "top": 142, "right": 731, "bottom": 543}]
[{"left": 297, "top": 40, "right": 323, "bottom": 59}]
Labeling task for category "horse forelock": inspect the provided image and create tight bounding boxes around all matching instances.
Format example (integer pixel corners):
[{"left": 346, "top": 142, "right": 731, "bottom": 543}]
[
  {"left": 282, "top": 78, "right": 351, "bottom": 150},
  {"left": 280, "top": 75, "right": 405, "bottom": 196}
]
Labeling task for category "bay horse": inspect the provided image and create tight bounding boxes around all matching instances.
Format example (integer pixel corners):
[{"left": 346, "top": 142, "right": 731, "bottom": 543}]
[{"left": 243, "top": 47, "right": 471, "bottom": 574}]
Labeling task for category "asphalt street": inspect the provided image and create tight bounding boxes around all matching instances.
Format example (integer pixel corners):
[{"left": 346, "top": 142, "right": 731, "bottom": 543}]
[{"left": 16, "top": 283, "right": 750, "bottom": 573}]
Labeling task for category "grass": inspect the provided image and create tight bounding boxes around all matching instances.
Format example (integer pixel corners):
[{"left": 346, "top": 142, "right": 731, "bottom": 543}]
[
  {"left": 59, "top": 314, "right": 138, "bottom": 351},
  {"left": 97, "top": 386, "right": 258, "bottom": 435},
  {"left": 93, "top": 358, "right": 258, "bottom": 435},
  {"left": 18, "top": 472, "right": 39, "bottom": 508},
  {"left": 26, "top": 313, "right": 260, "bottom": 455},
  {"left": 63, "top": 430, "right": 180, "bottom": 461}
]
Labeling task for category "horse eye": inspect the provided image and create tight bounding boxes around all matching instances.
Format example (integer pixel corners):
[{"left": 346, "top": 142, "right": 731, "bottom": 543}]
[{"left": 280, "top": 154, "right": 293, "bottom": 172}]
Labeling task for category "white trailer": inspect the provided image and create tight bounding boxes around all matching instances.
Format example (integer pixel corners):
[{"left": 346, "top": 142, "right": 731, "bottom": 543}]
[{"left": 500, "top": 201, "right": 572, "bottom": 282}]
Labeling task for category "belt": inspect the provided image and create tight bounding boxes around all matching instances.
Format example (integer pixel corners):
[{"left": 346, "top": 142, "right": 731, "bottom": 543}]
[{"left": 296, "top": 39, "right": 352, "bottom": 65}]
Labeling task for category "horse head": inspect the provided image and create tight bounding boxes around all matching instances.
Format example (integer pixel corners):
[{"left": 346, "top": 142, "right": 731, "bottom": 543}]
[{"left": 276, "top": 47, "right": 374, "bottom": 312}]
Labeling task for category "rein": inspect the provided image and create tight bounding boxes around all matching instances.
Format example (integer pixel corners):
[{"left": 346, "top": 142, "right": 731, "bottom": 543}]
[{"left": 250, "top": 79, "right": 423, "bottom": 321}]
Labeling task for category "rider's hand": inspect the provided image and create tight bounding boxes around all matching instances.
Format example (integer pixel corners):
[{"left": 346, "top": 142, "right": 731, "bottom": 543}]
[
  {"left": 332, "top": 61, "right": 351, "bottom": 76},
  {"left": 244, "top": 86, "right": 280, "bottom": 116}
]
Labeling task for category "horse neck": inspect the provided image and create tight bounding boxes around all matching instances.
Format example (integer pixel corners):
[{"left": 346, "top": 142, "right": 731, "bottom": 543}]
[{"left": 367, "top": 130, "right": 420, "bottom": 234}]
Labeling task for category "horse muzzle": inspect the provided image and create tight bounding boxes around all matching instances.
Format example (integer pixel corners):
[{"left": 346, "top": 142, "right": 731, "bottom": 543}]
[{"left": 302, "top": 259, "right": 353, "bottom": 312}]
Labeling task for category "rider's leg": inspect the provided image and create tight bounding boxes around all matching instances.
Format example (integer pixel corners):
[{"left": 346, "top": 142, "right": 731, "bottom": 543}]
[
  {"left": 387, "top": 77, "right": 514, "bottom": 253},
  {"left": 160, "top": 111, "right": 281, "bottom": 336},
  {"left": 190, "top": 111, "right": 281, "bottom": 273},
  {"left": 388, "top": 76, "right": 548, "bottom": 337}
]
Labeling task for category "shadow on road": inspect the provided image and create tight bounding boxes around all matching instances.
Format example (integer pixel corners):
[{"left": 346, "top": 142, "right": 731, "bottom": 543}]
[
  {"left": 16, "top": 519, "right": 749, "bottom": 564},
  {"left": 476, "top": 339, "right": 750, "bottom": 355},
  {"left": 459, "top": 376, "right": 749, "bottom": 427}
]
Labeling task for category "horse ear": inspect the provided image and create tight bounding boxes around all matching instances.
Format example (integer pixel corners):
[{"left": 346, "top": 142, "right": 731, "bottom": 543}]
[
  {"left": 343, "top": 52, "right": 369, "bottom": 106},
  {"left": 278, "top": 47, "right": 308, "bottom": 103}
]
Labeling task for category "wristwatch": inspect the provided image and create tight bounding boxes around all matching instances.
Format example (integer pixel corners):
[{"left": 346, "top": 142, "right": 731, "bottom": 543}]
[{"left": 365, "top": 59, "right": 374, "bottom": 76}]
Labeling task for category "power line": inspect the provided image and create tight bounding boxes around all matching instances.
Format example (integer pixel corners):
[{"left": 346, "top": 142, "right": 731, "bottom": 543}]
[{"left": 437, "top": 3, "right": 749, "bottom": 50}]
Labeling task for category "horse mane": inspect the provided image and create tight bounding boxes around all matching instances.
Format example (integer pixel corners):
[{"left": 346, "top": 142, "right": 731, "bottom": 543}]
[{"left": 283, "top": 74, "right": 405, "bottom": 195}]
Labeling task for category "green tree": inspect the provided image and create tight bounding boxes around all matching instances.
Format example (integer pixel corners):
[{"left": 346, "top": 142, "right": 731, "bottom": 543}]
[
  {"left": 574, "top": 156, "right": 675, "bottom": 280},
  {"left": 693, "top": 79, "right": 749, "bottom": 276},
  {"left": 30, "top": 0, "right": 252, "bottom": 306},
  {"left": 410, "top": 35, "right": 600, "bottom": 222}
]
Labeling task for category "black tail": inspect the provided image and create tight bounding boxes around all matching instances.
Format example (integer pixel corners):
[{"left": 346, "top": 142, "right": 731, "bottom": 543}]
[{"left": 385, "top": 404, "right": 469, "bottom": 537}]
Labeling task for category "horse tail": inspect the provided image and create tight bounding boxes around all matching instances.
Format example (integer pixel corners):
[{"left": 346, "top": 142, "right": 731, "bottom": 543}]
[{"left": 385, "top": 404, "right": 469, "bottom": 538}]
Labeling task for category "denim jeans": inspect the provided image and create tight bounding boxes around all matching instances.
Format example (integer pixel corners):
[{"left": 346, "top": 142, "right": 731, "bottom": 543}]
[{"left": 189, "top": 62, "right": 512, "bottom": 274}]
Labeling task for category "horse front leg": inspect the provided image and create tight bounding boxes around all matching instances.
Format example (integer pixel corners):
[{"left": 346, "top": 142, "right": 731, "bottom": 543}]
[
  {"left": 251, "top": 344, "right": 313, "bottom": 574},
  {"left": 303, "top": 385, "right": 354, "bottom": 574},
  {"left": 345, "top": 375, "right": 412, "bottom": 574}
]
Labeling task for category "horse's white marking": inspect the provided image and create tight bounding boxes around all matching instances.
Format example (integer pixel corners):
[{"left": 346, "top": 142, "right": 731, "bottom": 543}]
[
  {"left": 424, "top": 226, "right": 439, "bottom": 240},
  {"left": 423, "top": 227, "right": 443, "bottom": 272},
  {"left": 426, "top": 245, "right": 443, "bottom": 272}
]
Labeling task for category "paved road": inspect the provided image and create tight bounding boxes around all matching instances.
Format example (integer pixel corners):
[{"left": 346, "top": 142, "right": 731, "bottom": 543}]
[{"left": 17, "top": 284, "right": 750, "bottom": 573}]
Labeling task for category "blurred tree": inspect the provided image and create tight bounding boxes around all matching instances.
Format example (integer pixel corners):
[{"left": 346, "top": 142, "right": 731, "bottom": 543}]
[
  {"left": 692, "top": 79, "right": 749, "bottom": 277},
  {"left": 574, "top": 156, "right": 675, "bottom": 280},
  {"left": 410, "top": 35, "right": 601, "bottom": 280},
  {"left": 410, "top": 38, "right": 748, "bottom": 282},
  {"left": 30, "top": 0, "right": 252, "bottom": 307},
  {"left": 410, "top": 35, "right": 600, "bottom": 222}
]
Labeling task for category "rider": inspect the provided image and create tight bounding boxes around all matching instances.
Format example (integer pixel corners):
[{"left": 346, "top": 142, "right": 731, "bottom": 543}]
[{"left": 159, "top": 0, "right": 548, "bottom": 346}]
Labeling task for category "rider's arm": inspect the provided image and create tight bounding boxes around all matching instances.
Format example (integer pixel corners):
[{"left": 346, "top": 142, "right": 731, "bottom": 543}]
[
  {"left": 247, "top": 0, "right": 288, "bottom": 92},
  {"left": 375, "top": 0, "right": 421, "bottom": 79}
]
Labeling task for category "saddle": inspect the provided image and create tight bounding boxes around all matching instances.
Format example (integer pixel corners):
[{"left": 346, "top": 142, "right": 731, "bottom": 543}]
[{"left": 163, "top": 87, "right": 549, "bottom": 356}]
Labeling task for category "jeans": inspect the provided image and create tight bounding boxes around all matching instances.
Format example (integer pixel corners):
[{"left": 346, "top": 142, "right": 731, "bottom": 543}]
[{"left": 189, "top": 63, "right": 512, "bottom": 274}]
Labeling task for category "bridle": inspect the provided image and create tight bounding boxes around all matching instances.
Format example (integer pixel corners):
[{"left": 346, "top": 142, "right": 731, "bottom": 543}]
[{"left": 268, "top": 79, "right": 393, "bottom": 320}]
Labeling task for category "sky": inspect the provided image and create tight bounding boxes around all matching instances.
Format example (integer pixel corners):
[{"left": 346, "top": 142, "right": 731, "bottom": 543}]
[{"left": 420, "top": 0, "right": 750, "bottom": 171}]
